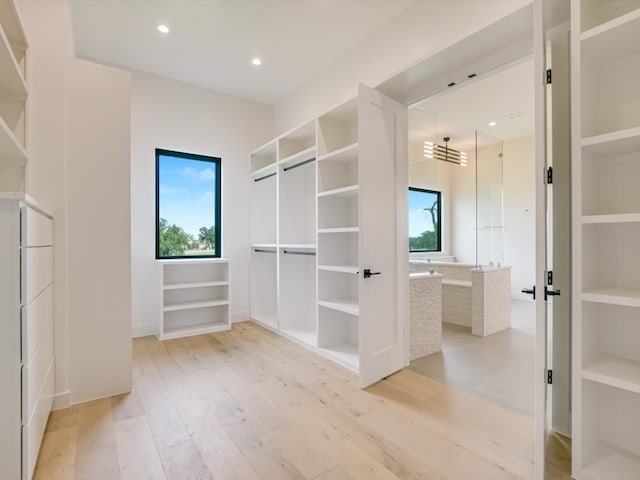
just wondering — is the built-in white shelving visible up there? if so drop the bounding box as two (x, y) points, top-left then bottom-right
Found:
(572, 2), (640, 477)
(0, 0), (28, 192)
(250, 86), (407, 387)
(158, 259), (230, 340)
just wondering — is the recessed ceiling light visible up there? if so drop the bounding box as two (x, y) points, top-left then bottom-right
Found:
(251, 58), (262, 66)
(157, 24), (169, 34)
(489, 122), (497, 127)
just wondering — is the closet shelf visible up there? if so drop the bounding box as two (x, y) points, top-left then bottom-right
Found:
(318, 227), (359, 234)
(0, 24), (27, 97)
(582, 214), (640, 224)
(163, 281), (228, 290)
(581, 8), (640, 64)
(581, 127), (640, 156)
(318, 265), (359, 274)
(163, 299), (229, 312)
(582, 443), (640, 480)
(582, 288), (640, 307)
(161, 322), (229, 340)
(279, 243), (315, 249)
(317, 184), (358, 198)
(251, 243), (277, 249)
(318, 344), (359, 371)
(251, 162), (277, 180)
(281, 328), (316, 347)
(583, 355), (640, 394)
(318, 299), (359, 316)
(279, 145), (315, 169)
(317, 142), (358, 163)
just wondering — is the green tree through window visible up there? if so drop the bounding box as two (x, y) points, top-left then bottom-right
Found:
(409, 188), (441, 252)
(156, 149), (221, 259)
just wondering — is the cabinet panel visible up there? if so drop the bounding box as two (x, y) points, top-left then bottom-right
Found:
(21, 207), (53, 247)
(21, 246), (53, 305)
(21, 283), (53, 364)
(22, 361), (54, 480)
(21, 322), (53, 426)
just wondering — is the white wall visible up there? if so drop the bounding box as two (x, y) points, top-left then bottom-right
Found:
(130, 71), (273, 336)
(18, 0), (70, 407)
(274, 0), (529, 134)
(66, 58), (132, 403)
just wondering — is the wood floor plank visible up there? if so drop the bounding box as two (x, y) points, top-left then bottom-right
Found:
(158, 439), (213, 480)
(74, 443), (120, 480)
(75, 398), (116, 453)
(32, 426), (77, 480)
(114, 416), (166, 480)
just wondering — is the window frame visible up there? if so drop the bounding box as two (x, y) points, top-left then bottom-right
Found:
(408, 187), (442, 253)
(155, 148), (222, 260)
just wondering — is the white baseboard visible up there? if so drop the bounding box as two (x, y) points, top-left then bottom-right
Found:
(52, 390), (70, 411)
(132, 322), (157, 338)
(231, 310), (250, 324)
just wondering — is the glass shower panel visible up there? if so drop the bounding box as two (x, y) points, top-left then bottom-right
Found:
(475, 130), (503, 267)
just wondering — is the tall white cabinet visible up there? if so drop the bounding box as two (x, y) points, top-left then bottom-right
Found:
(0, 194), (54, 480)
(571, 1), (640, 478)
(250, 85), (408, 388)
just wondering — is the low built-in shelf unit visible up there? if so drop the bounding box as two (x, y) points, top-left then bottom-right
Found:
(572, 2), (640, 479)
(158, 258), (230, 340)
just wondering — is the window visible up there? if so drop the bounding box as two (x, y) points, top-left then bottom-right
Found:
(409, 187), (441, 252)
(156, 149), (221, 259)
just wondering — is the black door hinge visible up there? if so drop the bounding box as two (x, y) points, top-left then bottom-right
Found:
(547, 271), (553, 286)
(547, 370), (553, 384)
(546, 69), (552, 84)
(547, 166), (553, 184)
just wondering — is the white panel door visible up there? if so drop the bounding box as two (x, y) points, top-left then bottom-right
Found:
(358, 84), (408, 388)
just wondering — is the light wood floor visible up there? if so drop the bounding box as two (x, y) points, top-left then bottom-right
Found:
(35, 321), (550, 480)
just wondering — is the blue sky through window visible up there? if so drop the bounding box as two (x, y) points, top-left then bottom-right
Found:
(158, 154), (216, 237)
(409, 188), (437, 237)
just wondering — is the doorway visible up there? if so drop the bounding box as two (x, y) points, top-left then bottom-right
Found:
(406, 58), (538, 417)
(377, 2), (572, 477)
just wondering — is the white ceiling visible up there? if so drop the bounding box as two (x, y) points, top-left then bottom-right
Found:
(409, 58), (534, 156)
(69, 0), (415, 105)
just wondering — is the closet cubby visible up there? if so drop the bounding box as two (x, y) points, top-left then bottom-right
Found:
(580, 380), (640, 479)
(251, 140), (277, 173)
(317, 143), (359, 193)
(579, 0), (640, 33)
(582, 302), (640, 393)
(581, 136), (640, 217)
(159, 259), (230, 340)
(250, 247), (278, 329)
(317, 269), (359, 316)
(278, 248), (316, 345)
(317, 231), (359, 268)
(278, 120), (315, 161)
(317, 306), (359, 370)
(580, 11), (640, 138)
(317, 188), (359, 230)
(581, 222), (640, 301)
(573, 2), (640, 478)
(317, 99), (358, 156)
